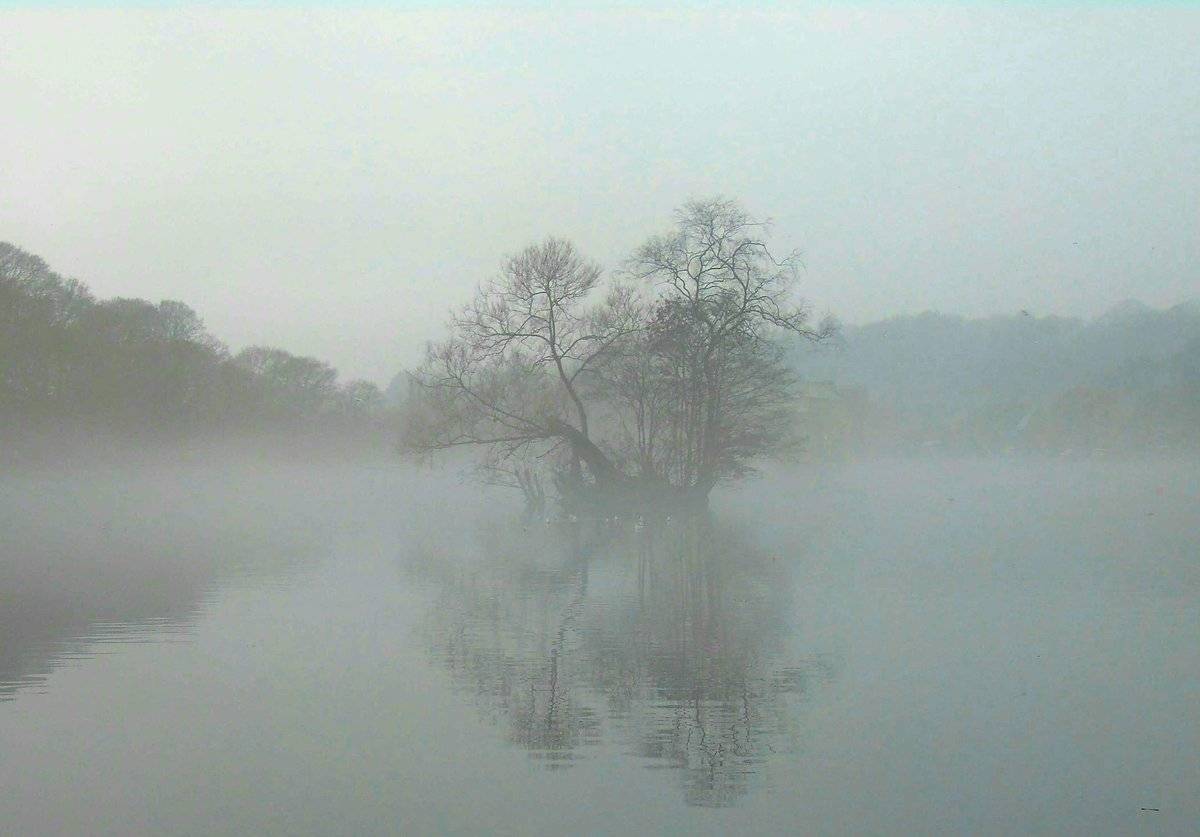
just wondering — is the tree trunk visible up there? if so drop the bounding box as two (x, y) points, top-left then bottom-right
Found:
(549, 419), (624, 485)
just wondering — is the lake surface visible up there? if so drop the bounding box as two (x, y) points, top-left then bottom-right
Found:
(2, 456), (1197, 835)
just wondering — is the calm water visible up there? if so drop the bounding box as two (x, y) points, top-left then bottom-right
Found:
(2, 457), (1197, 835)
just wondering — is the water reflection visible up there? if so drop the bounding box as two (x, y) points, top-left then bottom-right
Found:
(0, 468), (330, 701)
(407, 517), (833, 807)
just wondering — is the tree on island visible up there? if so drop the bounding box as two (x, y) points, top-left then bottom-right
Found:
(400, 198), (835, 511)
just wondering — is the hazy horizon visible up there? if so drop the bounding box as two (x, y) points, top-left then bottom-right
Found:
(4, 7), (1198, 832)
(4, 5), (1198, 382)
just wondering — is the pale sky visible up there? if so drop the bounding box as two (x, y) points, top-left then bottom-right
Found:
(2, 4), (1197, 383)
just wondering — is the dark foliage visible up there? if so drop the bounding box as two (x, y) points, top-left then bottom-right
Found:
(1, 242), (387, 449)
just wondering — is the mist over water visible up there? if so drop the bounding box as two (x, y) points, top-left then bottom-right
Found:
(2, 451), (1196, 835)
(4, 5), (1199, 834)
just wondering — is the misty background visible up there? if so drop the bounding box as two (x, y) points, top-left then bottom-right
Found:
(4, 6), (1200, 835)
(3, 6), (1197, 384)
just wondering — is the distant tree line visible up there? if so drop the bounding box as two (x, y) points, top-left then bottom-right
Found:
(0, 242), (387, 442)
(791, 301), (1200, 456)
(400, 198), (835, 510)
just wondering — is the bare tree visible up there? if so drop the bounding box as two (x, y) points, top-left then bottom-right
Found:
(402, 238), (637, 494)
(624, 198), (836, 500)
(402, 201), (834, 510)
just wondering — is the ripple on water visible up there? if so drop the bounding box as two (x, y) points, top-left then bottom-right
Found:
(409, 518), (836, 807)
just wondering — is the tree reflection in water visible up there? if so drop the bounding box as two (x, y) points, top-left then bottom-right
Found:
(406, 516), (834, 807)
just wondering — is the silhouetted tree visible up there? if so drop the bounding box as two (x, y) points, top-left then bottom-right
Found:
(401, 238), (640, 497)
(401, 199), (834, 508)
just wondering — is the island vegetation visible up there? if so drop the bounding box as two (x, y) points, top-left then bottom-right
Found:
(399, 198), (836, 513)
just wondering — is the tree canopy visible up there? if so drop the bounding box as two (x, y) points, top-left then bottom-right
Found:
(401, 198), (835, 509)
(0, 241), (386, 443)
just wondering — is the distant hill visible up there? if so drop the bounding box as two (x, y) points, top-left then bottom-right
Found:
(796, 300), (1200, 417)
(792, 300), (1200, 454)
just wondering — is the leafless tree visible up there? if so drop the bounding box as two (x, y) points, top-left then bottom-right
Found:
(401, 238), (638, 495)
(402, 201), (835, 509)
(622, 198), (836, 500)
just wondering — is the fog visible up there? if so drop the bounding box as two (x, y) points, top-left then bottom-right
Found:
(3, 6), (1197, 381)
(2, 454), (1197, 834)
(3, 4), (1200, 836)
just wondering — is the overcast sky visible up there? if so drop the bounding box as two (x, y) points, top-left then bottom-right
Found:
(3, 4), (1197, 383)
